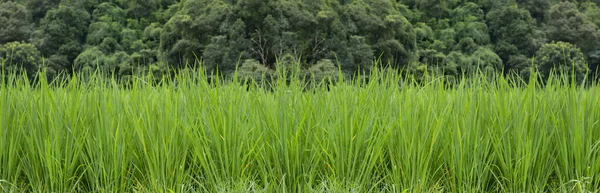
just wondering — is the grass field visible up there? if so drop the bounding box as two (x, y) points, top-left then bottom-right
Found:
(0, 70), (599, 192)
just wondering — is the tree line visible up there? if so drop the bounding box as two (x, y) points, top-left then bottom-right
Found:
(1, 0), (599, 83)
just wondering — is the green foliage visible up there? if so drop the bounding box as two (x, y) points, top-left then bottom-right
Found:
(74, 47), (111, 73)
(238, 58), (274, 82)
(515, 0), (554, 21)
(506, 54), (532, 79)
(159, 0), (418, 76)
(202, 18), (250, 73)
(15, 0), (60, 22)
(342, 36), (374, 73)
(160, 0), (227, 67)
(486, 4), (539, 58)
(468, 46), (503, 75)
(309, 59), (339, 81)
(0, 1), (34, 44)
(535, 41), (589, 81)
(31, 5), (91, 73)
(0, 41), (41, 76)
(3, 0), (600, 81)
(545, 1), (597, 51)
(346, 0), (417, 68)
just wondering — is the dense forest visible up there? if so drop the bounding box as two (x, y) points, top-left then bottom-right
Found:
(1, 0), (600, 82)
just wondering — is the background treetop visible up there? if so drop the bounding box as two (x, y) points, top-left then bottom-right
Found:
(1, 0), (599, 82)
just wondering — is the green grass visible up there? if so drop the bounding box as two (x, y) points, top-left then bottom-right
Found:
(0, 69), (599, 192)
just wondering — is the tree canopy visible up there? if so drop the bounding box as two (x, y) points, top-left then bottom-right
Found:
(1, 0), (599, 82)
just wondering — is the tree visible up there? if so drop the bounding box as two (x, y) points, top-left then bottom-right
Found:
(74, 46), (109, 73)
(430, 27), (456, 53)
(485, 3), (543, 76)
(450, 3), (490, 55)
(451, 2), (484, 23)
(415, 49), (457, 77)
(120, 28), (142, 52)
(468, 46), (503, 75)
(0, 1), (34, 44)
(119, 0), (159, 20)
(109, 51), (133, 76)
(160, 0), (232, 67)
(16, 0), (60, 22)
(142, 23), (163, 49)
(444, 51), (470, 76)
(342, 0), (417, 69)
(31, 5), (91, 73)
(308, 59), (339, 81)
(131, 49), (160, 66)
(545, 1), (597, 52)
(414, 22), (434, 49)
(202, 35), (233, 72)
(91, 2), (127, 23)
(86, 2), (133, 57)
(0, 41), (42, 77)
(506, 54), (532, 80)
(535, 41), (588, 82)
(86, 21), (123, 46)
(581, 1), (600, 28)
(486, 4), (539, 57)
(414, 0), (458, 19)
(342, 36), (374, 74)
(515, 0), (554, 21)
(238, 58), (274, 82)
(580, 2), (600, 78)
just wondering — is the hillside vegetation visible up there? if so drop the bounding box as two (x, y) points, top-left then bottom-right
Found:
(1, 0), (600, 82)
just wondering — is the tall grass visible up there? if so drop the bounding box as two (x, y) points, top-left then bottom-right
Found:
(0, 67), (599, 192)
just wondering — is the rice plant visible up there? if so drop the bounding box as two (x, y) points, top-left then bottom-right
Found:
(0, 67), (599, 192)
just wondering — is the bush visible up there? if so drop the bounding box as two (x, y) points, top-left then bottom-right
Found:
(535, 41), (588, 82)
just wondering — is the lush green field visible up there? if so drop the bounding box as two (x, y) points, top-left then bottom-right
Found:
(0, 71), (599, 192)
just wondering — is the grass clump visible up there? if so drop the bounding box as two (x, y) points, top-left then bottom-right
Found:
(0, 68), (599, 192)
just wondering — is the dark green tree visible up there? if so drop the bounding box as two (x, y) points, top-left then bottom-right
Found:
(450, 3), (489, 54)
(486, 3), (542, 75)
(343, 36), (374, 74)
(506, 54), (532, 80)
(119, 0), (158, 20)
(414, 0), (458, 19)
(545, 1), (597, 52)
(238, 58), (274, 82)
(515, 0), (555, 21)
(342, 0), (417, 68)
(413, 49), (457, 78)
(0, 1), (34, 44)
(580, 2), (600, 77)
(111, 51), (133, 76)
(201, 36), (232, 72)
(160, 0), (232, 67)
(444, 51), (469, 76)
(15, 0), (60, 22)
(535, 41), (588, 82)
(74, 46), (109, 73)
(86, 21), (123, 46)
(451, 2), (484, 23)
(91, 2), (127, 23)
(467, 46), (503, 75)
(31, 5), (90, 73)
(430, 27), (456, 53)
(308, 59), (339, 81)
(413, 22), (434, 49)
(486, 4), (539, 56)
(0, 41), (42, 77)
(142, 22), (163, 49)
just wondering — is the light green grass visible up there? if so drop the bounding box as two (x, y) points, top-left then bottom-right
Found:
(0, 68), (599, 192)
